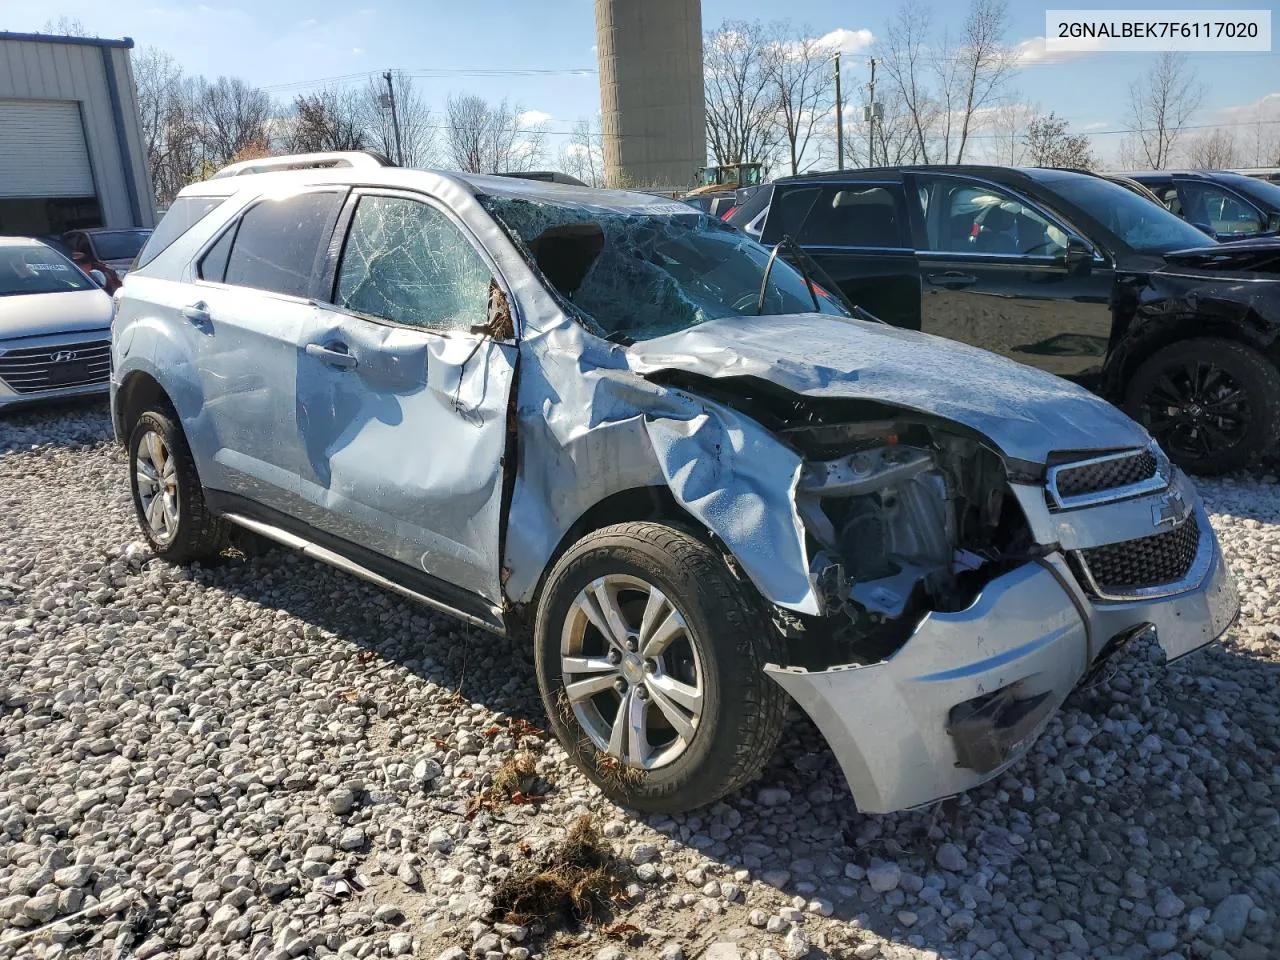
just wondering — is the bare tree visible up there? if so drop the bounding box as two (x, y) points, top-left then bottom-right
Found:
(444, 94), (545, 174)
(40, 16), (92, 36)
(1124, 51), (1204, 169)
(703, 20), (781, 169)
(287, 87), (365, 153)
(193, 76), (273, 167)
(948, 0), (1016, 163)
(559, 118), (605, 187)
(1184, 128), (1238, 168)
(765, 25), (836, 175)
(878, 2), (939, 163)
(134, 47), (186, 205)
(360, 73), (435, 168)
(1024, 111), (1095, 169)
(987, 100), (1037, 165)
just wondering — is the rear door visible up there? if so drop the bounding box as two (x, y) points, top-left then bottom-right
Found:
(912, 173), (1115, 383)
(764, 180), (920, 329)
(186, 187), (347, 511)
(291, 189), (516, 604)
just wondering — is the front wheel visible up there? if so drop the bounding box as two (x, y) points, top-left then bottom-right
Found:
(1124, 338), (1280, 475)
(534, 522), (788, 813)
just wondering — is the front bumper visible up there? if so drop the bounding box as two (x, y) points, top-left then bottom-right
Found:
(766, 505), (1238, 815)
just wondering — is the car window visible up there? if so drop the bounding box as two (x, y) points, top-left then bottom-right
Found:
(334, 195), (493, 332)
(1158, 187), (1181, 215)
(919, 179), (1067, 257)
(777, 184), (906, 247)
(1051, 176), (1212, 254)
(0, 243), (94, 296)
(223, 191), (344, 299)
(91, 230), (150, 262)
(135, 195), (225, 269)
(767, 186), (822, 240)
(198, 226), (236, 283)
(1179, 182), (1262, 235)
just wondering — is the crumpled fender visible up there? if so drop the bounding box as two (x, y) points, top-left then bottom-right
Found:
(502, 320), (817, 615)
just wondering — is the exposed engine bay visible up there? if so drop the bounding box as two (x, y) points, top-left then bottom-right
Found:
(768, 403), (1040, 667)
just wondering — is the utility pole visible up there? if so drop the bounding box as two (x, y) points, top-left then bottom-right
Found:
(382, 70), (404, 167)
(834, 52), (844, 171)
(867, 57), (877, 167)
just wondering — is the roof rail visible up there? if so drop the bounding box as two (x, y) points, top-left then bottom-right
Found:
(211, 151), (391, 180)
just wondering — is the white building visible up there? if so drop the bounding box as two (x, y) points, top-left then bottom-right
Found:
(0, 31), (155, 236)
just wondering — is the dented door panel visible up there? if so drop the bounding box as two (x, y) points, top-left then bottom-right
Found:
(291, 313), (515, 603)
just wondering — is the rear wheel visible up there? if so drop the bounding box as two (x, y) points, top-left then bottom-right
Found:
(127, 408), (231, 562)
(534, 522), (788, 813)
(1124, 338), (1280, 475)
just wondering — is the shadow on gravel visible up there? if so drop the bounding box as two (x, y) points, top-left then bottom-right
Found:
(0, 398), (113, 452)
(193, 544), (549, 730)
(197, 527), (1279, 957)
(662, 637), (1280, 959)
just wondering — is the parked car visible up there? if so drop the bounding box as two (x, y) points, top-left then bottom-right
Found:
(1100, 173), (1165, 206)
(111, 156), (1237, 814)
(0, 237), (114, 409)
(62, 227), (153, 288)
(727, 165), (1280, 474)
(1122, 170), (1280, 240)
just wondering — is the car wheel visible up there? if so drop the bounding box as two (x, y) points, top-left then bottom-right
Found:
(534, 521), (788, 813)
(127, 408), (231, 562)
(1124, 338), (1280, 475)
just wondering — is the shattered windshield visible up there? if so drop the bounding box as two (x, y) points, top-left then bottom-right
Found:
(480, 193), (848, 341)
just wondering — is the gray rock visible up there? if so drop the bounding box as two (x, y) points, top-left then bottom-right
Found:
(757, 787), (792, 807)
(389, 933), (413, 956)
(1211, 894), (1254, 942)
(630, 843), (658, 864)
(782, 927), (811, 959)
(866, 862), (901, 893)
(936, 843), (968, 873)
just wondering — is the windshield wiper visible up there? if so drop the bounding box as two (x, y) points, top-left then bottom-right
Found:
(756, 241), (785, 315)
(779, 235), (883, 324)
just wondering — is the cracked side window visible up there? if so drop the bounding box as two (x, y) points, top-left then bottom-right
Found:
(335, 195), (492, 333)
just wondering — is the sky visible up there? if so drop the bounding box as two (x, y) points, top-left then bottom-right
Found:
(3, 0), (1278, 167)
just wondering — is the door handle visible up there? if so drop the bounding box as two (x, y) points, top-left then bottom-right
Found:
(305, 342), (358, 370)
(181, 302), (211, 325)
(925, 271), (978, 290)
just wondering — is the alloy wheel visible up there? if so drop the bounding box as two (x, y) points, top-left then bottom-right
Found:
(1140, 359), (1250, 461)
(135, 429), (180, 543)
(560, 574), (705, 770)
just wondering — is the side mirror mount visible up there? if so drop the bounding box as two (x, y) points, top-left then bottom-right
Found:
(88, 269), (108, 287)
(1189, 220), (1215, 237)
(1064, 238), (1092, 273)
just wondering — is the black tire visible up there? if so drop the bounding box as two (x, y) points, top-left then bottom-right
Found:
(1123, 337), (1280, 475)
(534, 521), (788, 813)
(126, 407), (231, 562)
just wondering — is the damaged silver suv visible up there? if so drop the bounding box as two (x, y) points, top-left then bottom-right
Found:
(112, 153), (1238, 814)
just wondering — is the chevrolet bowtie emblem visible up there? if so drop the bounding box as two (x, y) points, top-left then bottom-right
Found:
(1152, 492), (1186, 528)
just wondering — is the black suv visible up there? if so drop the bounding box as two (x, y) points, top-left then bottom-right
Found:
(728, 165), (1280, 473)
(1122, 170), (1280, 241)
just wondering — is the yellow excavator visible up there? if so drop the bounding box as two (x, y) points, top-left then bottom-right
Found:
(681, 162), (764, 217)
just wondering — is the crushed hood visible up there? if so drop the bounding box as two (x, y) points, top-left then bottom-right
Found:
(1159, 238), (1280, 274)
(627, 313), (1150, 465)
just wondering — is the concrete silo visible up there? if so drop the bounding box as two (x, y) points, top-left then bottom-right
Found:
(594, 0), (706, 190)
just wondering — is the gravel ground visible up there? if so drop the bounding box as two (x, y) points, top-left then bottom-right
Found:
(1, 401), (1277, 960)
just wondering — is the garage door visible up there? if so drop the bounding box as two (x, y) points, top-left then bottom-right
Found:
(0, 99), (95, 198)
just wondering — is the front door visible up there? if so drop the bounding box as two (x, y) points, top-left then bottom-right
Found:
(913, 174), (1115, 384)
(292, 190), (516, 604)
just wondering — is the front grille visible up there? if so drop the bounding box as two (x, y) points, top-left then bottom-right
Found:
(0, 339), (111, 395)
(1075, 515), (1201, 596)
(1055, 450), (1159, 500)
